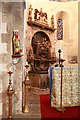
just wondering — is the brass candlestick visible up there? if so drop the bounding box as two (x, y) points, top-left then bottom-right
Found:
(7, 71), (14, 119)
(58, 49), (62, 66)
(56, 59), (66, 113)
(55, 49), (62, 67)
(23, 64), (29, 113)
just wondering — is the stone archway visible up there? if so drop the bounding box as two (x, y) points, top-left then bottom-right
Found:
(27, 31), (56, 88)
(27, 31), (56, 73)
(31, 31), (51, 60)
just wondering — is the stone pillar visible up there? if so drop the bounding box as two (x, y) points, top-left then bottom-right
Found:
(0, 2), (2, 119)
(0, 1), (25, 118)
(1, 2), (13, 118)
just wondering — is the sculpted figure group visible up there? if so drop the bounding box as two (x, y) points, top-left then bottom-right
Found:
(27, 35), (56, 72)
(28, 5), (54, 26)
(34, 8), (47, 23)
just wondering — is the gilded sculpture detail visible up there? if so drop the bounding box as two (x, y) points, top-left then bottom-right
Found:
(12, 30), (22, 55)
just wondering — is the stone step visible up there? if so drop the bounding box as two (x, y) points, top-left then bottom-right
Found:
(13, 88), (49, 119)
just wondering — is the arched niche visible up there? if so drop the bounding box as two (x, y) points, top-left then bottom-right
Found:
(27, 31), (56, 73)
(31, 31), (51, 59)
(55, 11), (71, 65)
(56, 11), (69, 42)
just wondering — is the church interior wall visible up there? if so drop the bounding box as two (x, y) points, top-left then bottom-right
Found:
(52, 1), (78, 65)
(0, 2), (24, 118)
(0, 0), (79, 119)
(0, 2), (2, 119)
(26, 1), (78, 66)
(78, 1), (80, 66)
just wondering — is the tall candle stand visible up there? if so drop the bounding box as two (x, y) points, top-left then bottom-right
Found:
(55, 49), (62, 67)
(23, 64), (29, 113)
(7, 71), (14, 119)
(56, 59), (66, 112)
(58, 49), (62, 66)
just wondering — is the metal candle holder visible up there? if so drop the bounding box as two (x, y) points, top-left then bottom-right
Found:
(7, 71), (14, 119)
(55, 49), (62, 67)
(58, 49), (62, 66)
(56, 59), (66, 112)
(23, 64), (29, 113)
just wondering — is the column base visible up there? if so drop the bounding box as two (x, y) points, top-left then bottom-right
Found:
(23, 105), (29, 113)
(56, 107), (66, 113)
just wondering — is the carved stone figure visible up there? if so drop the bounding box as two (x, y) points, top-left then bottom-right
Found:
(27, 47), (34, 63)
(34, 9), (39, 21)
(43, 12), (47, 23)
(34, 8), (48, 24)
(36, 40), (41, 58)
(28, 5), (33, 21)
(12, 30), (21, 55)
(38, 8), (44, 21)
(32, 36), (41, 58)
(51, 15), (54, 27)
(40, 37), (51, 58)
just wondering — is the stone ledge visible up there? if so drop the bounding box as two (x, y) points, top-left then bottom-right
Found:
(27, 20), (56, 32)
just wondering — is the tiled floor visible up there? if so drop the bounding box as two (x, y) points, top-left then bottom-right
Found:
(13, 87), (49, 119)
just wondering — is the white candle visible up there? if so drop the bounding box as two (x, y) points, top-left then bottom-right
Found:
(26, 61), (28, 65)
(9, 67), (12, 71)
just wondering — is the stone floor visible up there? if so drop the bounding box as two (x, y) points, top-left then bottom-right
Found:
(13, 87), (49, 119)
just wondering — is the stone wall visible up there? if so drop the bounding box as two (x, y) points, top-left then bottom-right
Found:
(78, 2), (80, 67)
(0, 1), (25, 118)
(51, 1), (78, 66)
(0, 4), (2, 119)
(26, 1), (78, 66)
(0, 0), (79, 119)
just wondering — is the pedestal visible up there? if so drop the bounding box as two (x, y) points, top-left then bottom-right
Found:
(56, 107), (66, 113)
(29, 71), (49, 89)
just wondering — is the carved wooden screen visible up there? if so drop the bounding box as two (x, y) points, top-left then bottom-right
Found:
(57, 19), (63, 40)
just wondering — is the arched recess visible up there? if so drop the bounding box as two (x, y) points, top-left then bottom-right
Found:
(56, 11), (69, 43)
(31, 31), (51, 58)
(55, 11), (69, 64)
(27, 31), (56, 73)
